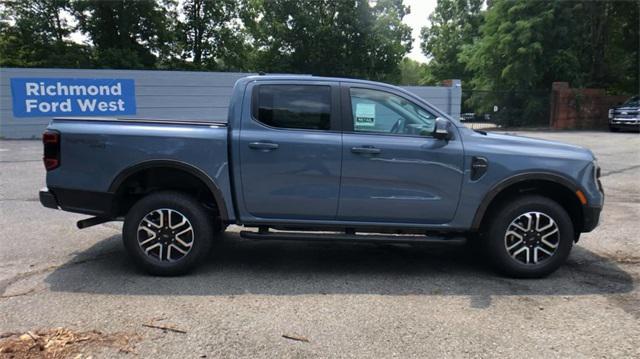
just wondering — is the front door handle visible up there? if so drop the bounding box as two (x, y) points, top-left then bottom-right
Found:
(351, 146), (381, 155)
(249, 142), (279, 151)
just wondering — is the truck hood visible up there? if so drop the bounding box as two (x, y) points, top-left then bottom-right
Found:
(474, 131), (595, 161)
(612, 106), (639, 111)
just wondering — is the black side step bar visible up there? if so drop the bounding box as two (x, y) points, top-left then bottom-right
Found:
(239, 230), (466, 245)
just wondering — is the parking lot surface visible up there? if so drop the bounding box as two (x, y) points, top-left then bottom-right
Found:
(1, 131), (639, 358)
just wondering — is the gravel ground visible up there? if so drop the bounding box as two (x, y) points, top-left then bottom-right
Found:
(1, 131), (639, 358)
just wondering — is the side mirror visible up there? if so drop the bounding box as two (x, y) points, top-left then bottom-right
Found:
(433, 117), (452, 140)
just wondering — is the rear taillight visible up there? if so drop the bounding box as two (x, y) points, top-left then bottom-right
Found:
(42, 130), (60, 171)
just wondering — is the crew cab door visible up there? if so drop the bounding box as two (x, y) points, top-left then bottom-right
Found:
(337, 83), (464, 224)
(237, 81), (342, 220)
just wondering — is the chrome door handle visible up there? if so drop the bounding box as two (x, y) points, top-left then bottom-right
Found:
(351, 146), (381, 155)
(249, 142), (279, 151)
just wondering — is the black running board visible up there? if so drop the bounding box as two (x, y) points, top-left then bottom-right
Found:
(77, 216), (112, 229)
(239, 230), (466, 245)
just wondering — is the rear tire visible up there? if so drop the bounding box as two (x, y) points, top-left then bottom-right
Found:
(123, 191), (213, 276)
(484, 195), (574, 278)
(213, 222), (227, 234)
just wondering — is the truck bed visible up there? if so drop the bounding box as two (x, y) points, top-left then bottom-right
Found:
(44, 117), (234, 220)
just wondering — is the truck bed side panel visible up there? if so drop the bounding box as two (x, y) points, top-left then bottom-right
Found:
(46, 119), (235, 220)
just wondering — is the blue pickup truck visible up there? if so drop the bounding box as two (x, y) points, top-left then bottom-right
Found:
(39, 75), (604, 278)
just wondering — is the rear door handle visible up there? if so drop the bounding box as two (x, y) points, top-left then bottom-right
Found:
(351, 146), (381, 155)
(248, 142), (279, 151)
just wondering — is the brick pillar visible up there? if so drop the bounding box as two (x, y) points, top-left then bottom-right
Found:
(550, 82), (569, 129)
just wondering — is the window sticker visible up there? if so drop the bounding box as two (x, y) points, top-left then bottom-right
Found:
(355, 103), (376, 128)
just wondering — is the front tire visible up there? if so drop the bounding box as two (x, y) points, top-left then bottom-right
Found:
(484, 195), (574, 278)
(123, 191), (213, 276)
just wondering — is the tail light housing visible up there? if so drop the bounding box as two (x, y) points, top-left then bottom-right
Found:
(42, 130), (60, 171)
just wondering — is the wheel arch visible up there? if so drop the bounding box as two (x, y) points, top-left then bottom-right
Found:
(108, 160), (229, 220)
(471, 172), (585, 235)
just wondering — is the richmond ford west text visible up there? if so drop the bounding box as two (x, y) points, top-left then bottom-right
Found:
(10, 78), (136, 117)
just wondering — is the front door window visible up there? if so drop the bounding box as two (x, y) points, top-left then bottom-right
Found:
(349, 88), (436, 136)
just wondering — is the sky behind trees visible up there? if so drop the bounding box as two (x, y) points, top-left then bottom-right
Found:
(400, 0), (436, 63)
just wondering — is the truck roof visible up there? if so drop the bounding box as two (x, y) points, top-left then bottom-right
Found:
(241, 74), (405, 88)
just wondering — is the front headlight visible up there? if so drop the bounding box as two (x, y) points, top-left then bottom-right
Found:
(608, 109), (614, 119)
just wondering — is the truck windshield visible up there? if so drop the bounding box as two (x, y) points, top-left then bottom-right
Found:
(623, 96), (639, 106)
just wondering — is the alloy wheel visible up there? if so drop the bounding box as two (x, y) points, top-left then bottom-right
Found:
(137, 208), (194, 262)
(504, 211), (560, 265)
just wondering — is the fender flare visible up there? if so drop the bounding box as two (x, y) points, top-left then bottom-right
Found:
(108, 159), (229, 221)
(470, 171), (582, 230)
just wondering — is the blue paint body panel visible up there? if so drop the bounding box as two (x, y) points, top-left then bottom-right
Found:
(339, 131), (464, 223)
(44, 75), (604, 234)
(46, 119), (235, 221)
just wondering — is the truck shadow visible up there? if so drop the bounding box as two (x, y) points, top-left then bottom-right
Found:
(45, 232), (635, 306)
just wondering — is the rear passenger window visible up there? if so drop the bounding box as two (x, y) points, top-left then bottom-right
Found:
(254, 85), (331, 130)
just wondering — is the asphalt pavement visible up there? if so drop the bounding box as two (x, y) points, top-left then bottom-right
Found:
(1, 131), (639, 358)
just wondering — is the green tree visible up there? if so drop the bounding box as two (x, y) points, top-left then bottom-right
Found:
(73, 0), (172, 69)
(0, 0), (91, 67)
(245, 0), (412, 81)
(397, 58), (427, 85)
(420, 0), (483, 84)
(461, 0), (639, 126)
(155, 0), (185, 69)
(178, 0), (249, 70)
(572, 0), (639, 93)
